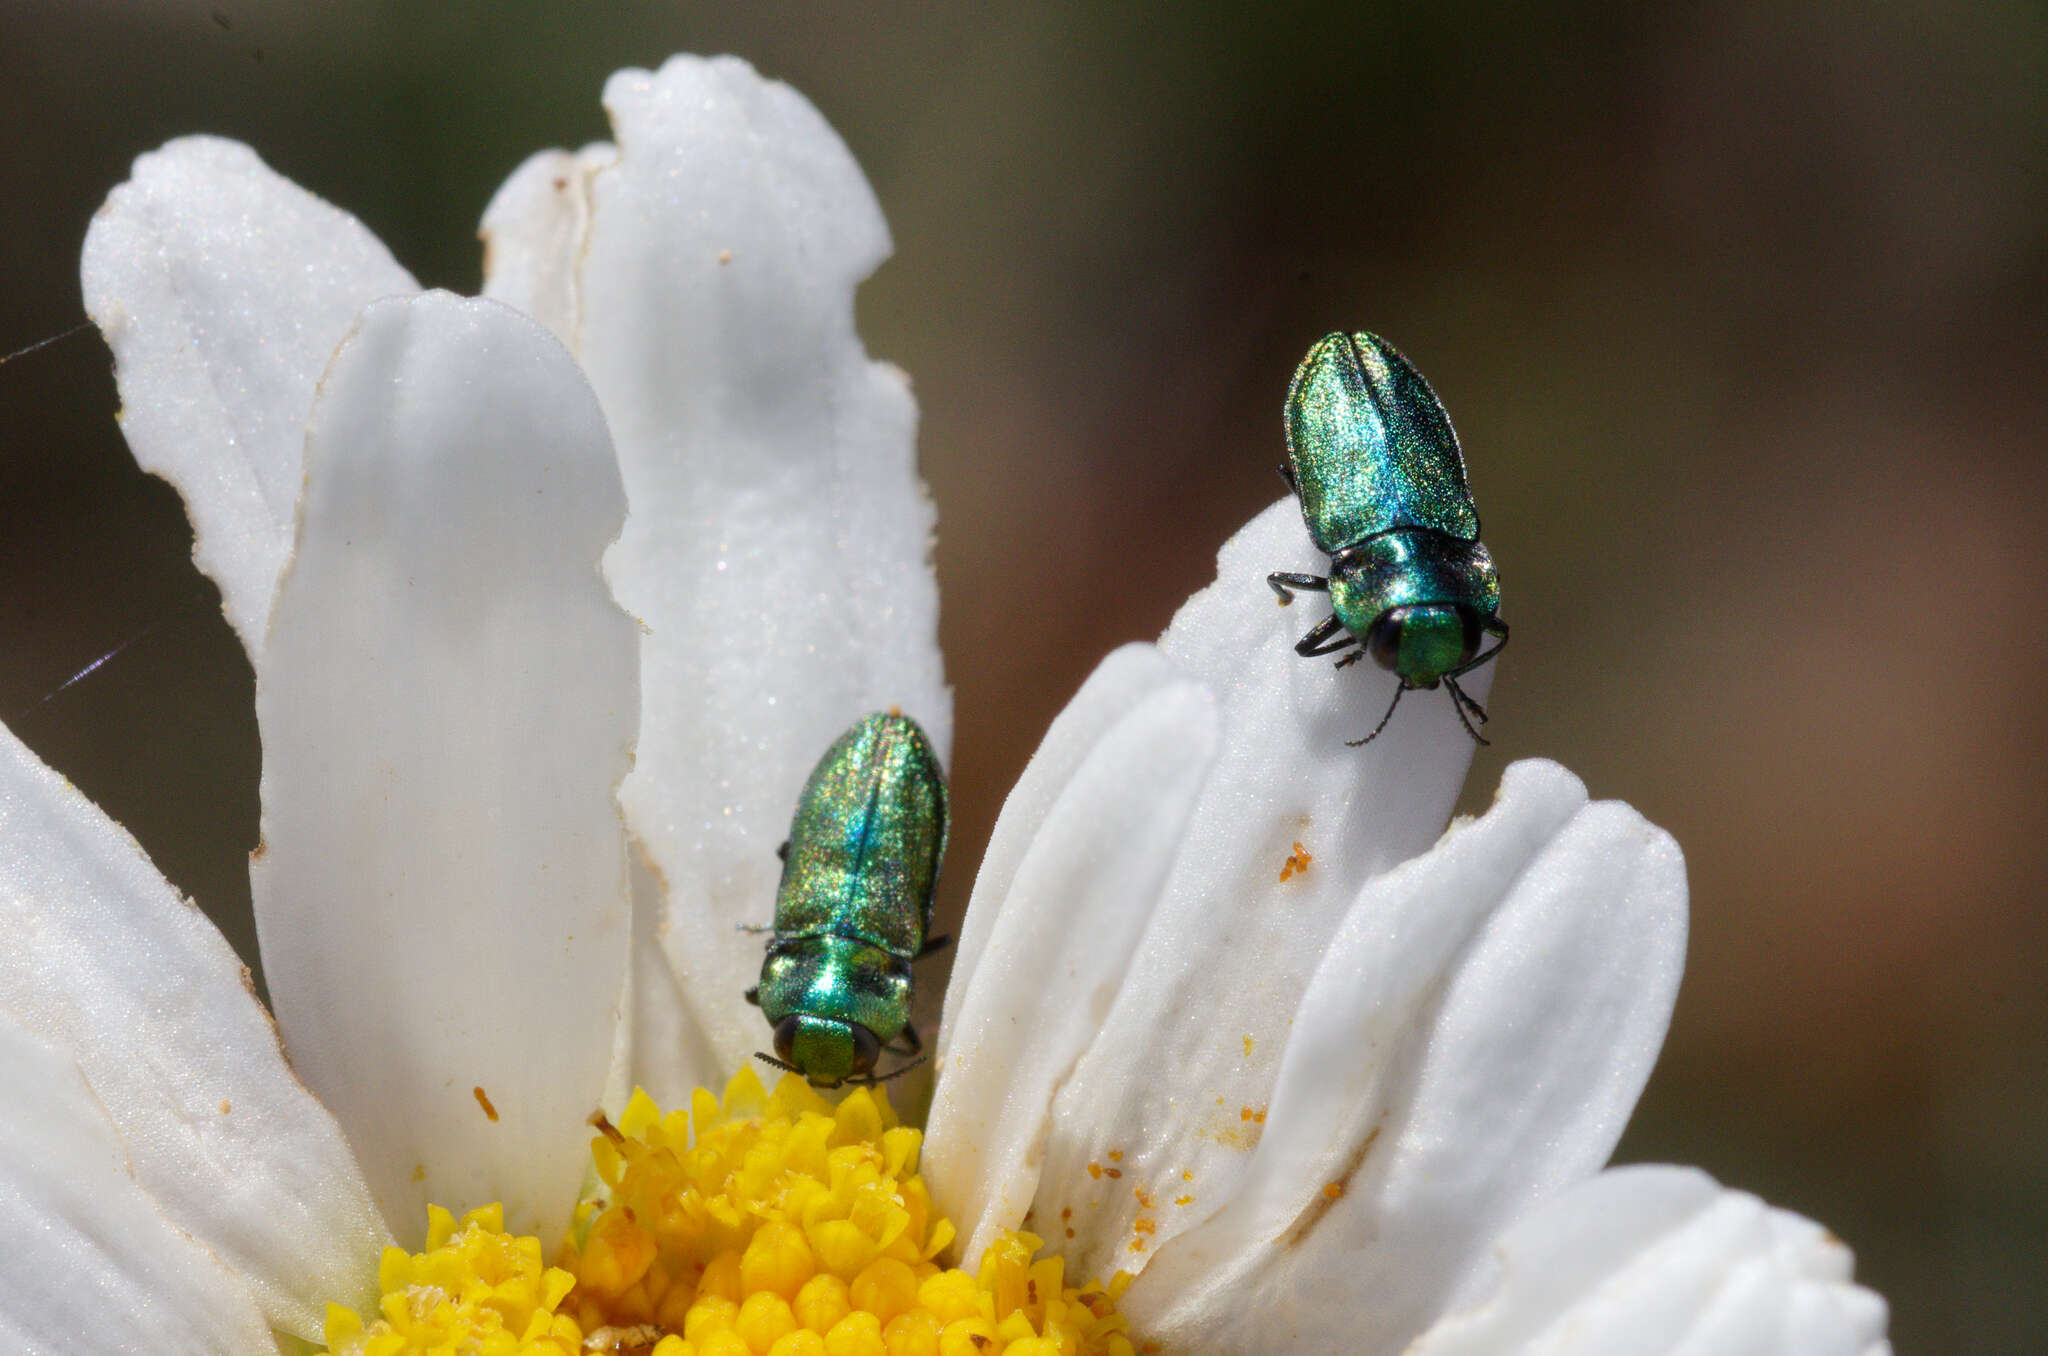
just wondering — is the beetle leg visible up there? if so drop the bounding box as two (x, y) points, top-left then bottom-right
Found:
(775, 839), (789, 862)
(887, 1022), (924, 1057)
(1276, 463), (1299, 492)
(744, 986), (760, 1006)
(1443, 679), (1491, 746)
(1267, 571), (1328, 606)
(916, 933), (952, 959)
(1446, 675), (1490, 725)
(1449, 617), (1510, 678)
(1294, 613), (1359, 658)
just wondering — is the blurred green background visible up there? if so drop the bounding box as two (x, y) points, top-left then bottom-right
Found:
(3, 2), (2043, 1347)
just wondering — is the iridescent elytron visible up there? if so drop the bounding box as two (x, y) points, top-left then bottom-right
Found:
(747, 712), (948, 1087)
(1268, 332), (1509, 744)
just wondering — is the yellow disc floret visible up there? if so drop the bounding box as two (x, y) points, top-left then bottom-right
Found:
(322, 1069), (1136, 1356)
(320, 1202), (581, 1356)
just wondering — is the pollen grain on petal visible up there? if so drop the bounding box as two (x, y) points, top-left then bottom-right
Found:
(1278, 841), (1313, 882)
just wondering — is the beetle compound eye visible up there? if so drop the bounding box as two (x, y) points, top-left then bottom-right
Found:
(1457, 606), (1484, 667)
(1366, 611), (1407, 672)
(848, 1024), (882, 1077)
(772, 1015), (801, 1067)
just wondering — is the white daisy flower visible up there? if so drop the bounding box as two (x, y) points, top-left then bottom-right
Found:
(0, 52), (1887, 1356)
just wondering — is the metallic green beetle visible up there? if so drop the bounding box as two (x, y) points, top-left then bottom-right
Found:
(747, 711), (948, 1087)
(1267, 331), (1509, 745)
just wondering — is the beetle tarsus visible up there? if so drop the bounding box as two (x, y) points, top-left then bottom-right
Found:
(1268, 571), (1328, 607)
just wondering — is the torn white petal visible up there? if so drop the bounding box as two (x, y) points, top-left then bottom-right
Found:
(1406, 1166), (1891, 1356)
(479, 141), (617, 349)
(578, 55), (949, 1082)
(0, 1010), (279, 1355)
(925, 663), (1219, 1265)
(252, 293), (636, 1247)
(81, 135), (417, 652)
(0, 717), (386, 1340)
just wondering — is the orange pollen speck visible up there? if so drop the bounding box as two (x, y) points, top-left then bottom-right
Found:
(1088, 1162), (1104, 1179)
(471, 1086), (498, 1122)
(1279, 841), (1313, 881)
(1173, 1195), (1194, 1207)
(1107, 1150), (1123, 1163)
(1106, 1168), (1123, 1179)
(1323, 1182), (1346, 1200)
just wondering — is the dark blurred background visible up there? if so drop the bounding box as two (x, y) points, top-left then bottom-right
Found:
(3, 2), (2042, 1346)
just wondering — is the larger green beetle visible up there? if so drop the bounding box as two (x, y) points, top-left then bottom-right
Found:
(1267, 331), (1509, 745)
(747, 711), (948, 1087)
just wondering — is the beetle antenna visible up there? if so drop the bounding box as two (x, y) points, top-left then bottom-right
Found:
(1346, 683), (1404, 747)
(753, 1051), (801, 1076)
(1443, 680), (1490, 746)
(869, 1056), (928, 1086)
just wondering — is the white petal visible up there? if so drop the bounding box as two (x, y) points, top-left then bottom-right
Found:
(1123, 762), (1687, 1353)
(939, 644), (1189, 1022)
(478, 142), (617, 348)
(1405, 1166), (1891, 1356)
(924, 654), (1220, 1264)
(574, 55), (950, 1083)
(0, 1010), (278, 1355)
(1021, 499), (1491, 1280)
(0, 718), (386, 1339)
(252, 293), (637, 1246)
(81, 136), (418, 652)
(618, 844), (724, 1114)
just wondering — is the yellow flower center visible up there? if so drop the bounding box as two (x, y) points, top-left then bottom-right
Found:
(320, 1069), (1136, 1356)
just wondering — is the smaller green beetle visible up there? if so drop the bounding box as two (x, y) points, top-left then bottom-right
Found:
(746, 711), (948, 1087)
(1268, 331), (1509, 745)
